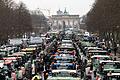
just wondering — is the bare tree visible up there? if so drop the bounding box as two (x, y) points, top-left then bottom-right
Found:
(0, 0), (32, 43)
(86, 0), (120, 44)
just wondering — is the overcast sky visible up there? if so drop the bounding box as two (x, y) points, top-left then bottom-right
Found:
(14, 0), (95, 16)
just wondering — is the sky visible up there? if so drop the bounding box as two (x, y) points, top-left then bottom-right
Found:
(14, 0), (95, 17)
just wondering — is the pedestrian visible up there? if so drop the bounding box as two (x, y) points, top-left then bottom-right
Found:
(114, 47), (118, 56)
(32, 63), (35, 76)
(11, 70), (16, 80)
(21, 66), (25, 76)
(17, 67), (23, 80)
(94, 69), (97, 77)
(113, 42), (118, 56)
(43, 71), (48, 80)
(96, 75), (101, 80)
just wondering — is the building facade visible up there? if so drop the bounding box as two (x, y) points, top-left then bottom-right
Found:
(51, 9), (80, 30)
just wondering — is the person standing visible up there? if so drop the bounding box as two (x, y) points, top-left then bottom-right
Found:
(17, 67), (23, 80)
(21, 66), (25, 76)
(11, 70), (16, 80)
(113, 42), (118, 56)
